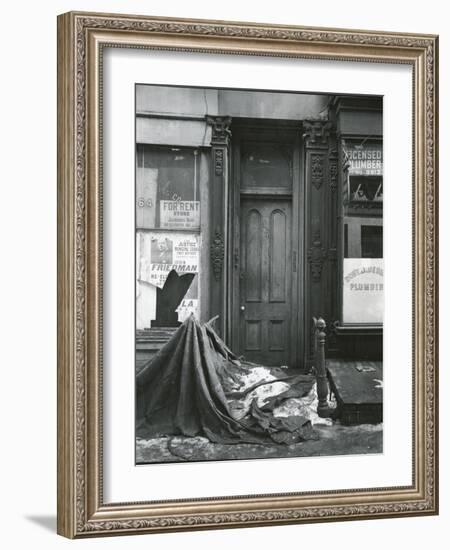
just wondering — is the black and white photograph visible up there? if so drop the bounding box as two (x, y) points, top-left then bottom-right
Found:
(134, 84), (384, 464)
(0, 0), (443, 544)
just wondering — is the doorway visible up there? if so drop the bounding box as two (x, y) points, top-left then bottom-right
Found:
(239, 198), (293, 366)
(230, 125), (303, 368)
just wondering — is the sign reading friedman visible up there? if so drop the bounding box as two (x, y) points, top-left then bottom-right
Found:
(343, 258), (384, 324)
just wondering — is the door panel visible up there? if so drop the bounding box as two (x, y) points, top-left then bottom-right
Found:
(239, 199), (292, 366)
(245, 209), (262, 302)
(269, 209), (287, 302)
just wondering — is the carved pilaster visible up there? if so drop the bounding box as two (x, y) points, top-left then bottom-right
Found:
(210, 230), (225, 281)
(206, 116), (232, 177)
(206, 116), (232, 334)
(307, 228), (327, 282)
(304, 123), (333, 364)
(213, 149), (224, 176)
(329, 149), (338, 192)
(311, 153), (325, 189)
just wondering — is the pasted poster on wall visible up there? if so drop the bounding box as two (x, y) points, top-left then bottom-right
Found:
(343, 258), (384, 324)
(175, 274), (199, 323)
(138, 231), (200, 288)
(136, 232), (200, 328)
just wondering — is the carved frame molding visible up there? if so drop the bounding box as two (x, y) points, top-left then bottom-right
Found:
(57, 11), (438, 538)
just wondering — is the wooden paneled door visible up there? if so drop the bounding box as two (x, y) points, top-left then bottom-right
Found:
(238, 198), (293, 366)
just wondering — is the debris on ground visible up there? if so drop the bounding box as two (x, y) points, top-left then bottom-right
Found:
(136, 316), (317, 447)
(135, 315), (382, 463)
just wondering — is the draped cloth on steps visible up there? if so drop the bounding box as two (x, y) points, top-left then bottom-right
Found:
(136, 315), (316, 445)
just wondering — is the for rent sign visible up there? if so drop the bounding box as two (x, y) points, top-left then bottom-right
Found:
(160, 200), (200, 230)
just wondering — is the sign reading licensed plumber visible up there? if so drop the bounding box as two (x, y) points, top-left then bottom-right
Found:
(346, 143), (383, 176)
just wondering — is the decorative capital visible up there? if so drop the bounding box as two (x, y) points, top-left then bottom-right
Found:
(206, 116), (232, 146)
(303, 120), (332, 148)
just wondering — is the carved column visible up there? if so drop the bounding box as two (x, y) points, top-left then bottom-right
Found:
(206, 116), (232, 337)
(303, 120), (333, 366)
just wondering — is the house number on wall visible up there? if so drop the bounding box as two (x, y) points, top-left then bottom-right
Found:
(137, 198), (154, 208)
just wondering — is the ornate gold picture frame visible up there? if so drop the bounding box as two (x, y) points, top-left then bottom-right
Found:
(57, 11), (438, 538)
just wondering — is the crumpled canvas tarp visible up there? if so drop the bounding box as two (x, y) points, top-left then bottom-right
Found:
(136, 315), (316, 445)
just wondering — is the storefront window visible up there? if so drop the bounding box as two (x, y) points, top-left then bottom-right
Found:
(136, 145), (200, 230)
(136, 145), (205, 329)
(361, 225), (383, 258)
(341, 139), (383, 324)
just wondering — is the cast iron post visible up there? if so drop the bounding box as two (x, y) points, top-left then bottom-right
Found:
(313, 316), (330, 417)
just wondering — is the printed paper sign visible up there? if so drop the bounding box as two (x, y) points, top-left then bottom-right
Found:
(160, 200), (200, 230)
(343, 258), (384, 324)
(138, 232), (200, 289)
(346, 143), (383, 176)
(176, 298), (199, 323)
